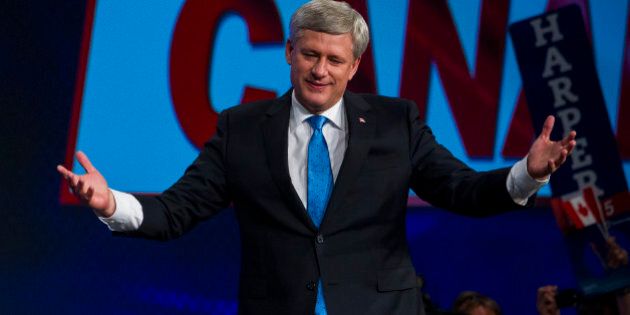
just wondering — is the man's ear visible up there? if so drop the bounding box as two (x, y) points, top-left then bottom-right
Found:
(285, 40), (293, 65)
(348, 56), (362, 80)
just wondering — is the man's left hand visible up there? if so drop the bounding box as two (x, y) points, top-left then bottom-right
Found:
(527, 115), (577, 180)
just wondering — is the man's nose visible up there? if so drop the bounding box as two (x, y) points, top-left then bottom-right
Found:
(311, 58), (327, 78)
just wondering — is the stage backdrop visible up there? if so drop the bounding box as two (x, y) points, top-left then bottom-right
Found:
(2, 0), (628, 314)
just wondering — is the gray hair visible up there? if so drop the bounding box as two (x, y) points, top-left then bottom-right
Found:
(289, 0), (370, 59)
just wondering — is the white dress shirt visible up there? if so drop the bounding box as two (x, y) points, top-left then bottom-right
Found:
(288, 91), (347, 208)
(100, 94), (547, 231)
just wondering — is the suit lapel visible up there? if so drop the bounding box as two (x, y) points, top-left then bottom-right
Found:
(321, 92), (375, 230)
(262, 91), (318, 232)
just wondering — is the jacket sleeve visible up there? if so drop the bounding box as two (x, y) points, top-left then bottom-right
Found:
(406, 101), (531, 216)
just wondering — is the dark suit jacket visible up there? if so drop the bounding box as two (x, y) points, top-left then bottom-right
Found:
(131, 90), (528, 315)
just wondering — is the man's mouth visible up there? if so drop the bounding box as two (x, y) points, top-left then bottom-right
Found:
(306, 80), (329, 91)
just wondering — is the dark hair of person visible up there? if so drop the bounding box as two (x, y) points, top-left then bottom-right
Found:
(452, 291), (502, 315)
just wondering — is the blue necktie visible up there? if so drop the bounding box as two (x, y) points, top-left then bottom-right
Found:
(307, 115), (333, 315)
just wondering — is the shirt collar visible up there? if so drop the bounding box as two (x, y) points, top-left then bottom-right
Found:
(289, 90), (346, 132)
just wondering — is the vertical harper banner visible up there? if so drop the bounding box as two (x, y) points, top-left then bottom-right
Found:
(510, 5), (630, 295)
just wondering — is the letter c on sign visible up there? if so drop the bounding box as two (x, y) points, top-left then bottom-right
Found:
(170, 0), (283, 149)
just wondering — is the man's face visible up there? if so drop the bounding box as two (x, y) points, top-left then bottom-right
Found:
(285, 29), (361, 114)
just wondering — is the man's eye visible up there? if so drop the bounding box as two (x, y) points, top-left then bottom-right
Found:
(329, 59), (342, 65)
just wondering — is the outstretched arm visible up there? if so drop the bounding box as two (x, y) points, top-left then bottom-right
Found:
(56, 151), (116, 217)
(526, 115), (577, 179)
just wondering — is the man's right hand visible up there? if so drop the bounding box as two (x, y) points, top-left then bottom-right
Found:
(57, 151), (116, 217)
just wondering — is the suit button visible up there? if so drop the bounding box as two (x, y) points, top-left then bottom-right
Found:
(306, 281), (316, 291)
(316, 234), (324, 244)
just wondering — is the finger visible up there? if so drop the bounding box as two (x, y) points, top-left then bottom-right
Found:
(540, 115), (555, 139)
(77, 179), (87, 197)
(554, 149), (568, 166)
(561, 130), (577, 145)
(76, 151), (96, 173)
(86, 186), (95, 201)
(64, 175), (77, 194)
(69, 173), (80, 189)
(80, 179), (91, 196)
(57, 165), (75, 179)
(68, 175), (81, 196)
(564, 140), (576, 155)
(548, 159), (556, 174)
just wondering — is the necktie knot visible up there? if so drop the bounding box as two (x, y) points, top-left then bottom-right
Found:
(307, 115), (328, 132)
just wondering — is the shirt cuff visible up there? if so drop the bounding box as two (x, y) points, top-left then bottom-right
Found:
(97, 189), (143, 231)
(507, 157), (549, 206)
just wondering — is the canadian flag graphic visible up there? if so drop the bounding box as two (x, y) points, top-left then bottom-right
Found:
(559, 187), (604, 229)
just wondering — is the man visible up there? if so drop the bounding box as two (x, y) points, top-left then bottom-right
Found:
(57, 1), (576, 314)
